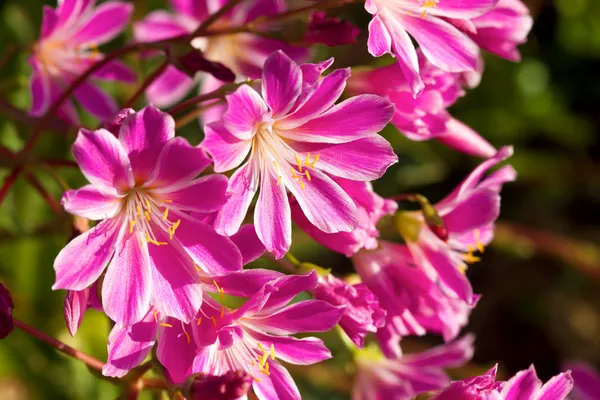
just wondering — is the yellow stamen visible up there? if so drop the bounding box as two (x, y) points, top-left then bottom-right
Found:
(129, 220), (136, 233)
(136, 205), (142, 217)
(259, 352), (268, 368)
(251, 359), (255, 366)
(253, 377), (261, 383)
(294, 154), (303, 172)
(276, 176), (282, 186)
(299, 180), (305, 190)
(162, 199), (173, 203)
(159, 323), (173, 328)
(257, 342), (265, 353)
(273, 160), (279, 172)
(210, 316), (217, 326)
(474, 229), (485, 253)
(154, 309), (158, 323)
(220, 304), (225, 319)
(306, 153), (320, 168)
(195, 265), (201, 272)
(163, 208), (169, 221)
(145, 199), (151, 210)
(183, 330), (191, 344)
(270, 344), (276, 360)
(197, 317), (202, 326)
(304, 170), (311, 181)
(144, 211), (151, 221)
(462, 246), (481, 263)
(146, 233), (167, 246)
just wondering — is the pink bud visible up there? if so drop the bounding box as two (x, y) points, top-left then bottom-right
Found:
(186, 371), (253, 400)
(304, 12), (360, 47)
(0, 283), (14, 339)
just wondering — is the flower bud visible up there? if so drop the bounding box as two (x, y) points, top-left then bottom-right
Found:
(177, 50), (235, 83)
(185, 371), (252, 400)
(0, 283), (14, 339)
(304, 12), (360, 47)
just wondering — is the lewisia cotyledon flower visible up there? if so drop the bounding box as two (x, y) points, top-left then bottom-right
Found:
(202, 51), (397, 258)
(154, 271), (344, 400)
(432, 364), (573, 400)
(400, 146), (516, 305)
(352, 242), (477, 358)
(366, 0), (498, 95)
(353, 335), (475, 400)
(53, 106), (243, 327)
(563, 361), (600, 400)
(347, 51), (496, 158)
(133, 0), (308, 111)
(30, 0), (135, 123)
(292, 178), (398, 257)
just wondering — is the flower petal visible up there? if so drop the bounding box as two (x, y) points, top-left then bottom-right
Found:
(250, 300), (344, 335)
(501, 366), (543, 400)
(30, 64), (50, 116)
(202, 121), (252, 173)
(230, 224), (266, 265)
(64, 289), (90, 336)
(157, 318), (197, 383)
(73, 82), (118, 121)
(255, 167), (292, 259)
(223, 85), (268, 140)
(146, 66), (195, 108)
(210, 269), (283, 298)
(253, 361), (301, 400)
(102, 234), (152, 326)
(103, 310), (158, 378)
(280, 95), (394, 144)
(72, 128), (134, 194)
(41, 6), (58, 38)
(175, 216), (243, 275)
(443, 188), (500, 235)
(159, 174), (229, 213)
(261, 50), (302, 118)
(118, 106), (176, 181)
(93, 60), (136, 83)
(368, 15), (392, 57)
(429, 0), (498, 19)
(214, 161), (259, 236)
(246, 329), (332, 365)
(133, 11), (192, 43)
(535, 372), (573, 400)
(62, 184), (122, 220)
(72, 2), (133, 45)
(285, 167), (357, 234)
(53, 219), (120, 291)
(437, 118), (496, 158)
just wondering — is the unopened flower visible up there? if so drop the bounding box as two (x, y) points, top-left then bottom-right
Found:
(563, 361), (600, 400)
(186, 371), (253, 400)
(203, 51), (397, 257)
(133, 0), (308, 113)
(304, 12), (360, 47)
(347, 51), (496, 158)
(399, 146), (516, 304)
(353, 242), (476, 358)
(315, 274), (385, 347)
(292, 178), (397, 256)
(0, 283), (14, 339)
(353, 335), (475, 400)
(53, 106), (242, 327)
(432, 364), (573, 400)
(154, 271), (344, 399)
(365, 0), (497, 95)
(30, 0), (135, 123)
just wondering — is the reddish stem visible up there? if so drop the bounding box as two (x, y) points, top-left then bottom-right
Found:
(14, 319), (105, 372)
(22, 172), (63, 216)
(0, 167), (21, 204)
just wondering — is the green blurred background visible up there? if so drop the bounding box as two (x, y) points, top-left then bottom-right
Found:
(1, 0), (600, 398)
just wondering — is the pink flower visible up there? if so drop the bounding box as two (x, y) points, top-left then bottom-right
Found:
(30, 0), (135, 123)
(133, 0), (308, 112)
(366, 0), (499, 95)
(145, 271), (344, 400)
(402, 146), (516, 304)
(292, 178), (397, 256)
(353, 335), (475, 400)
(432, 364), (573, 400)
(463, 0), (533, 62)
(315, 274), (386, 348)
(347, 51), (496, 158)
(185, 371), (253, 400)
(563, 362), (600, 400)
(353, 242), (476, 358)
(202, 51), (397, 258)
(304, 12), (361, 47)
(53, 106), (243, 327)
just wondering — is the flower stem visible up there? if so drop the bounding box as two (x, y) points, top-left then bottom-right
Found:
(167, 81), (252, 116)
(123, 51), (171, 109)
(13, 318), (105, 372)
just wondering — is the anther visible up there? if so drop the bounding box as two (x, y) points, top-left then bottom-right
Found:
(210, 316), (217, 326)
(196, 317), (202, 326)
(294, 154), (303, 172)
(474, 229), (485, 253)
(304, 170), (311, 181)
(183, 330), (191, 344)
(145, 199), (151, 210)
(144, 211), (151, 221)
(154, 309), (158, 323)
(270, 344), (275, 360)
(163, 208), (169, 221)
(129, 220), (136, 233)
(276, 176), (282, 186)
(159, 323), (173, 328)
(257, 342), (265, 353)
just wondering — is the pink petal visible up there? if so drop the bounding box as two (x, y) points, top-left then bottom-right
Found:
(102, 234), (152, 326)
(401, 14), (480, 73)
(223, 85), (268, 140)
(159, 174), (229, 213)
(175, 216), (243, 275)
(261, 50), (302, 118)
(437, 118), (496, 158)
(72, 128), (134, 194)
(253, 361), (301, 400)
(443, 188), (500, 235)
(56, 0), (94, 29)
(93, 60), (136, 83)
(29, 65), (50, 116)
(202, 121), (252, 173)
(118, 106), (175, 181)
(157, 318), (197, 383)
(133, 11), (192, 43)
(251, 300), (344, 334)
(501, 366), (543, 400)
(260, 271), (319, 315)
(73, 82), (118, 121)
(403, 334), (475, 367)
(285, 167), (357, 234)
(146, 66), (195, 108)
(53, 219), (120, 291)
(103, 310), (158, 378)
(61, 184), (122, 220)
(64, 289), (90, 336)
(255, 168), (292, 259)
(280, 95), (395, 144)
(214, 161), (259, 236)
(230, 224), (266, 264)
(147, 137), (211, 188)
(535, 372), (573, 400)
(429, 0), (499, 19)
(289, 135), (397, 181)
(72, 2), (133, 45)
(564, 362), (598, 400)
(210, 269), (283, 298)
(368, 15), (392, 57)
(148, 232), (203, 323)
(41, 6), (58, 38)
(246, 329), (332, 365)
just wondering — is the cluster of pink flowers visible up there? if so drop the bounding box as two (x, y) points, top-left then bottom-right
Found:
(16, 0), (575, 398)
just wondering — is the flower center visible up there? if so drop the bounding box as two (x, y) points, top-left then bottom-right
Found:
(122, 189), (181, 246)
(420, 0), (439, 17)
(34, 38), (99, 77)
